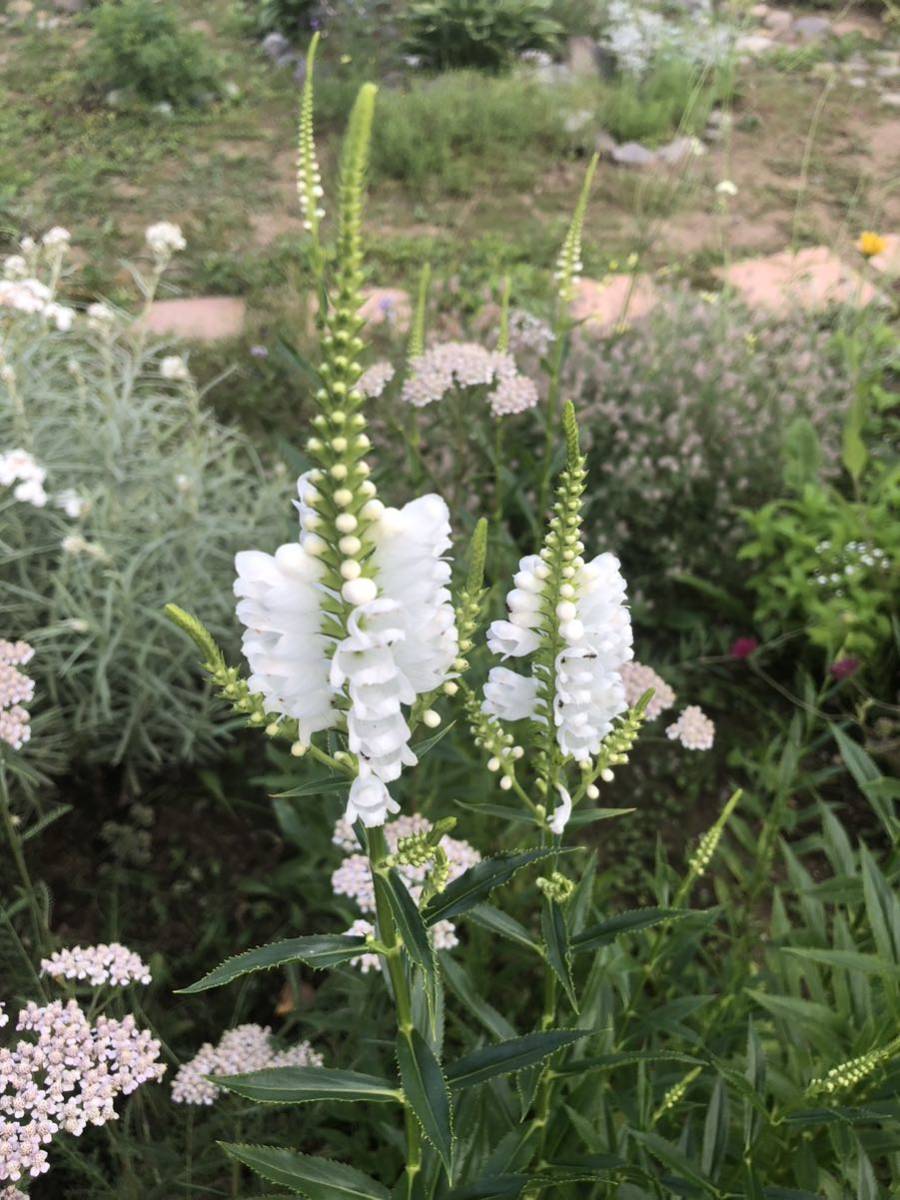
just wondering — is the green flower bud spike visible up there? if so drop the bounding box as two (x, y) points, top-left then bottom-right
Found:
(675, 789), (743, 905)
(407, 261), (431, 362)
(808, 1036), (900, 1101)
(554, 152), (598, 306)
(297, 33), (324, 248)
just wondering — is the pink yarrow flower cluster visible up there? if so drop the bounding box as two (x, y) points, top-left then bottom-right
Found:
(666, 705), (715, 751)
(0, 998), (164, 1184)
(41, 944), (152, 989)
(332, 813), (480, 969)
(620, 660), (676, 720)
(171, 1024), (322, 1106)
(402, 342), (538, 417)
(0, 640), (34, 751)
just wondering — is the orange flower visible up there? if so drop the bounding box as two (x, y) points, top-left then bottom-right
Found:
(857, 231), (888, 258)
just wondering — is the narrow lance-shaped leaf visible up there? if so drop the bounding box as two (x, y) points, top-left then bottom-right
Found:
(220, 1144), (390, 1199)
(541, 898), (577, 1010)
(213, 1066), (401, 1106)
(396, 1029), (454, 1178)
(423, 848), (564, 927)
(445, 1030), (591, 1091)
(177, 935), (365, 994)
(571, 907), (694, 953)
(379, 869), (438, 1013)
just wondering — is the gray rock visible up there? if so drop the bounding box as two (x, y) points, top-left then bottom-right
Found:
(881, 91), (900, 107)
(763, 8), (792, 34)
(611, 141), (657, 167)
(792, 15), (831, 41)
(735, 32), (777, 55)
(262, 32), (293, 62)
(656, 135), (706, 164)
(53, 0), (85, 11)
(848, 76), (868, 88)
(594, 130), (618, 157)
(876, 64), (900, 80)
(567, 36), (600, 77)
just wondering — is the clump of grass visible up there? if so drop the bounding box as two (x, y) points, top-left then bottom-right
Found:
(368, 71), (569, 193)
(598, 58), (734, 146)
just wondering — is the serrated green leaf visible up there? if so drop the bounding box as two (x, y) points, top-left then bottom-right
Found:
(423, 849), (562, 926)
(630, 1131), (718, 1196)
(445, 1030), (590, 1091)
(571, 908), (694, 953)
(213, 1066), (401, 1105)
(220, 1144), (389, 1199)
(782, 947), (900, 977)
(396, 1029), (454, 1177)
(178, 935), (365, 994)
(553, 1051), (705, 1077)
(380, 870), (437, 1000)
(541, 898), (577, 1009)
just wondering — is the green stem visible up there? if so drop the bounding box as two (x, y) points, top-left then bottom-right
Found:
(369, 825), (424, 1199)
(537, 327), (568, 516)
(0, 758), (49, 958)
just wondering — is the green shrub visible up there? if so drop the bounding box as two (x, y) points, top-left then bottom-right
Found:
(370, 70), (568, 192)
(598, 57), (733, 145)
(569, 291), (855, 624)
(0, 229), (289, 784)
(83, 0), (221, 106)
(247, 0), (318, 36)
(403, 0), (562, 71)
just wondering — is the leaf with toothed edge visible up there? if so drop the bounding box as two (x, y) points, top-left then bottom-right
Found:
(541, 898), (578, 1010)
(212, 1066), (401, 1105)
(445, 1030), (591, 1090)
(177, 936), (365, 994)
(571, 907), (696, 953)
(396, 1029), (454, 1178)
(422, 849), (568, 927)
(220, 1144), (390, 1198)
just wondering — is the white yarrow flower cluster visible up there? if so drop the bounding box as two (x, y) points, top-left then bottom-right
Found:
(0, 998), (164, 1184)
(0, 450), (48, 509)
(332, 813), (480, 969)
(171, 1024), (322, 1106)
(666, 705), (715, 751)
(160, 355), (190, 382)
(402, 342), (538, 418)
(144, 222), (186, 261)
(41, 944), (152, 988)
(0, 640), (34, 751)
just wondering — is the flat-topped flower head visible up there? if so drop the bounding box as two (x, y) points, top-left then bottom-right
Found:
(41, 943), (152, 988)
(666, 705), (715, 751)
(0, 638), (34, 751)
(171, 1024), (322, 1106)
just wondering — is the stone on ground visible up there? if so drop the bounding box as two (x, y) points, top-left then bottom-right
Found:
(144, 297), (247, 341)
(611, 141), (657, 167)
(570, 275), (659, 331)
(720, 247), (881, 315)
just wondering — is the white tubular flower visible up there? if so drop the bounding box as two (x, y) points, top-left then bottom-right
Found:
(486, 554), (547, 659)
(331, 601), (416, 786)
(549, 784), (572, 835)
(42, 227), (71, 248)
(482, 404), (633, 772)
(235, 485), (458, 826)
(370, 495), (457, 694)
(483, 666), (539, 722)
(234, 544), (337, 744)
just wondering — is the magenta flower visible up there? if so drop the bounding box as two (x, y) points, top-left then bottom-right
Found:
(730, 637), (759, 660)
(830, 658), (860, 681)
